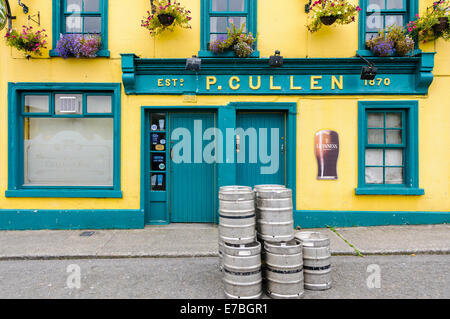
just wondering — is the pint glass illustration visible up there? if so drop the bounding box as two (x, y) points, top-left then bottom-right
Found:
(315, 130), (339, 180)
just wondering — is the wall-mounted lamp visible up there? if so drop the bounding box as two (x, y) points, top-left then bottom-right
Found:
(269, 50), (283, 67)
(356, 54), (377, 80)
(186, 55), (201, 72)
(18, 0), (28, 14)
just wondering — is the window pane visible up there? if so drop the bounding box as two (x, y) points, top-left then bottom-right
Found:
(368, 129), (384, 144)
(366, 149), (383, 166)
(84, 0), (100, 12)
(23, 118), (114, 186)
(66, 16), (82, 33)
(87, 95), (112, 113)
(385, 149), (403, 166)
(211, 0), (227, 11)
(55, 94), (82, 114)
(385, 167), (403, 184)
(367, 113), (384, 128)
(24, 95), (49, 113)
(366, 167), (383, 184)
(66, 0), (82, 12)
(385, 15), (403, 28)
(386, 129), (402, 144)
(386, 113), (402, 128)
(387, 0), (404, 10)
(84, 16), (101, 33)
(151, 173), (166, 191)
(368, 0), (385, 10)
(210, 17), (228, 33)
(366, 15), (383, 32)
(151, 113), (166, 131)
(229, 0), (245, 11)
(366, 32), (378, 41)
(229, 16), (247, 31)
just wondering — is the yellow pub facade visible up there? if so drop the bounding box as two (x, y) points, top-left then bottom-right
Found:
(0, 0), (449, 229)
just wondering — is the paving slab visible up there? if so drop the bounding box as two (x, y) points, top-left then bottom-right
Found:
(333, 224), (450, 255)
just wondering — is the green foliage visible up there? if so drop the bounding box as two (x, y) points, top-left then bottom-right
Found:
(407, 0), (449, 43)
(4, 25), (47, 58)
(141, 0), (192, 37)
(307, 0), (361, 33)
(209, 21), (256, 58)
(366, 26), (415, 57)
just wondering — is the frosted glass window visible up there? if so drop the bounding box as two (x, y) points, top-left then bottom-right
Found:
(229, 0), (245, 11)
(23, 118), (114, 186)
(66, 0), (82, 12)
(24, 95), (49, 113)
(210, 17), (228, 33)
(84, 16), (101, 33)
(385, 167), (403, 184)
(66, 16), (82, 33)
(385, 149), (403, 166)
(84, 0), (99, 12)
(386, 130), (402, 144)
(366, 149), (383, 166)
(387, 0), (404, 10)
(87, 95), (112, 113)
(386, 113), (402, 128)
(366, 167), (383, 184)
(366, 15), (383, 32)
(55, 94), (83, 114)
(368, 0), (385, 10)
(368, 129), (384, 144)
(368, 113), (384, 128)
(212, 0), (227, 11)
(385, 15), (403, 28)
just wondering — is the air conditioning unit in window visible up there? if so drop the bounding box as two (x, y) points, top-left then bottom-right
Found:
(59, 96), (80, 113)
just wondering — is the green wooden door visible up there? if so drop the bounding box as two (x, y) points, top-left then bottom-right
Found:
(169, 112), (217, 223)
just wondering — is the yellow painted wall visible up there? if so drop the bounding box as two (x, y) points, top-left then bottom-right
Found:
(0, 0), (449, 213)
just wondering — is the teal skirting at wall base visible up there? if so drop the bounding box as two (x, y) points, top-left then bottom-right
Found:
(294, 210), (450, 228)
(0, 210), (144, 230)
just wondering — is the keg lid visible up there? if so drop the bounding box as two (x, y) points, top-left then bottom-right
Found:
(219, 186), (254, 201)
(264, 239), (302, 254)
(255, 187), (292, 199)
(295, 231), (330, 247)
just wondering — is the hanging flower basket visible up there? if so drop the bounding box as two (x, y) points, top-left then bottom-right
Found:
(320, 15), (338, 26)
(157, 13), (175, 26)
(433, 16), (449, 34)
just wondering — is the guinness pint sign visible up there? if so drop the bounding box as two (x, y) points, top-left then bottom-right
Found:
(315, 130), (339, 180)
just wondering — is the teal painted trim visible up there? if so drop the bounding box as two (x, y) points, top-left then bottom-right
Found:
(5, 190), (123, 198)
(357, 100), (422, 195)
(294, 210), (450, 228)
(0, 209), (144, 230)
(141, 103), (297, 225)
(355, 187), (424, 195)
(120, 54), (435, 95)
(7, 82), (122, 198)
(51, 0), (109, 57)
(358, 0), (419, 53)
(200, 0), (257, 55)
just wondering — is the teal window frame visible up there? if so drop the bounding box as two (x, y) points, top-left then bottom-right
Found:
(356, 101), (423, 195)
(199, 0), (259, 58)
(358, 0), (419, 56)
(50, 0), (110, 57)
(7, 83), (122, 198)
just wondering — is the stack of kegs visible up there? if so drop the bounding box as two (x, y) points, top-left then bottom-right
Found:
(218, 185), (332, 298)
(295, 231), (332, 291)
(219, 186), (262, 299)
(254, 185), (304, 299)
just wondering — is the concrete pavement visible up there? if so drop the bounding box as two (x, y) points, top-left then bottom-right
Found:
(0, 223), (448, 260)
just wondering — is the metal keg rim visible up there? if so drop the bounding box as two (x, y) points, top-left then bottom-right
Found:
(264, 239), (302, 254)
(222, 241), (261, 256)
(294, 231), (330, 246)
(255, 187), (292, 198)
(253, 184), (286, 190)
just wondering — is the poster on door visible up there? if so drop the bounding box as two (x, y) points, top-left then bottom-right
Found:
(315, 130), (339, 180)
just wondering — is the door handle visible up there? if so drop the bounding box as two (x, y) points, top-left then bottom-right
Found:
(236, 135), (240, 153)
(281, 143), (285, 154)
(170, 148), (173, 160)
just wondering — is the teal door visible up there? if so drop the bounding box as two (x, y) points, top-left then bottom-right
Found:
(169, 112), (217, 223)
(236, 112), (286, 187)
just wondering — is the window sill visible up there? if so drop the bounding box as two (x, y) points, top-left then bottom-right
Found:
(5, 189), (123, 198)
(49, 49), (110, 58)
(356, 49), (422, 57)
(197, 50), (260, 58)
(355, 187), (424, 196)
